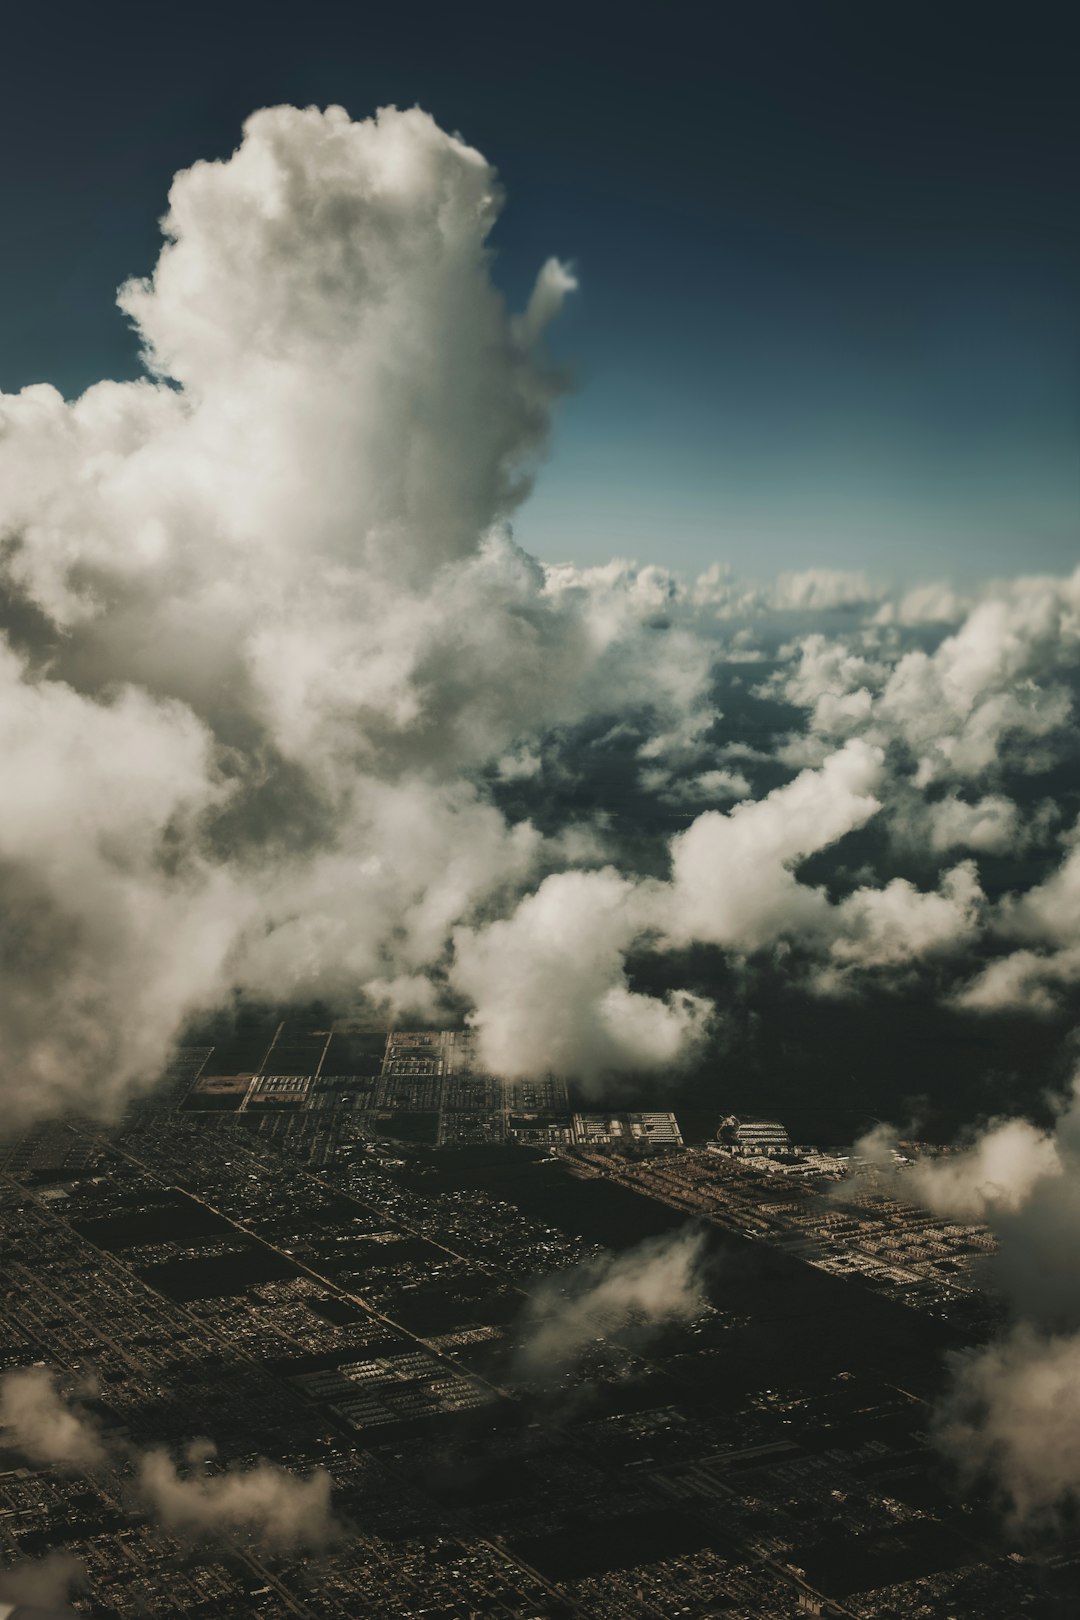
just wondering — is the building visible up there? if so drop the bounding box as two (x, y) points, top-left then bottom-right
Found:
(714, 1115), (792, 1157)
(571, 1112), (684, 1148)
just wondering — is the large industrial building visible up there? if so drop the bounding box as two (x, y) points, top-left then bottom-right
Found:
(713, 1115), (792, 1157)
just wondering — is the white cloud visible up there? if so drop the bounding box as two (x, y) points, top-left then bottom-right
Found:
(937, 1326), (1080, 1523)
(874, 579), (1078, 783)
(664, 740), (883, 950)
(0, 104), (716, 1117)
(452, 868), (711, 1085)
(873, 581), (968, 626)
(767, 570), (1079, 788)
(815, 861), (984, 990)
(892, 1078), (1080, 1519)
(906, 1116), (1061, 1219)
(954, 946), (1080, 1016)
(769, 568), (883, 612)
(955, 823), (1080, 1014)
(138, 1445), (336, 1550)
(0, 1550), (84, 1611)
(0, 1366), (336, 1551)
(658, 767), (752, 805)
(758, 633), (881, 739)
(516, 1227), (707, 1376)
(921, 793), (1021, 855)
(1, 97), (1079, 1115)
(0, 646), (250, 1125)
(452, 742), (933, 1079)
(0, 1367), (107, 1471)
(881, 1080), (1080, 1309)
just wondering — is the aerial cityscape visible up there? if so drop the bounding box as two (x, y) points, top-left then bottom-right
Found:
(1, 4), (1079, 1616)
(0, 1017), (1076, 1616)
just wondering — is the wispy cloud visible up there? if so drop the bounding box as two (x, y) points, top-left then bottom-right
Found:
(0, 1366), (337, 1550)
(515, 1227), (708, 1378)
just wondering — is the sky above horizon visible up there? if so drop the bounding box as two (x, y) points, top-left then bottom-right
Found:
(3, 14), (1080, 1519)
(2, 0), (1077, 582)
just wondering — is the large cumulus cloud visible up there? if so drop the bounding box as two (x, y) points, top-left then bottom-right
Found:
(0, 104), (716, 1118)
(1, 99), (1079, 1119)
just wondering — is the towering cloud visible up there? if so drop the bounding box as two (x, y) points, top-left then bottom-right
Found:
(0, 99), (1078, 1119)
(0, 104), (610, 1120)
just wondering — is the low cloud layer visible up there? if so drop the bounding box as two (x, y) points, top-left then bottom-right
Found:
(906, 1116), (1062, 1221)
(0, 1368), (107, 1472)
(936, 1326), (1080, 1525)
(0, 100), (1078, 1119)
(874, 1079), (1080, 1520)
(0, 1367), (335, 1550)
(0, 1550), (83, 1612)
(516, 1227), (708, 1376)
(138, 1444), (336, 1549)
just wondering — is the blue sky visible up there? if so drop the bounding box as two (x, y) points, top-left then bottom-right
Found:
(2, 0), (1077, 581)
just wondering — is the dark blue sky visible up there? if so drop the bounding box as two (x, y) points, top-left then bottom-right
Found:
(3, 1), (1078, 579)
